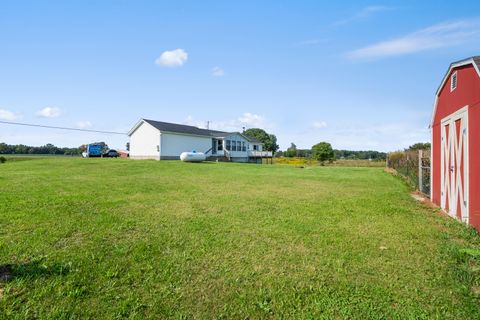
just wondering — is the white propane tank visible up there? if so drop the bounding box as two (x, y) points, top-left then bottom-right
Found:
(180, 151), (206, 162)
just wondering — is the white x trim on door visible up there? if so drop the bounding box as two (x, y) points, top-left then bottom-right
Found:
(440, 106), (469, 223)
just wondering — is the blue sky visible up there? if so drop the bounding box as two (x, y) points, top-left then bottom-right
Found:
(1, 0), (480, 151)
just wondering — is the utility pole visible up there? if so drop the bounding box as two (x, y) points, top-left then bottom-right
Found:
(206, 121), (210, 130)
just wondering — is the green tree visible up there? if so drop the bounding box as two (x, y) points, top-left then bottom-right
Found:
(15, 144), (28, 154)
(0, 143), (10, 154)
(285, 143), (297, 157)
(407, 142), (431, 151)
(311, 142), (335, 163)
(243, 128), (279, 153)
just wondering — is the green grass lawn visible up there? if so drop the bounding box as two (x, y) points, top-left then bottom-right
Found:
(1, 158), (479, 319)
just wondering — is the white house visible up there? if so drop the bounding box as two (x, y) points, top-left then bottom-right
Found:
(128, 119), (273, 162)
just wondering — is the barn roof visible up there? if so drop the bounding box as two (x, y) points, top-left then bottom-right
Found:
(431, 56), (480, 127)
(129, 119), (262, 143)
(435, 56), (480, 96)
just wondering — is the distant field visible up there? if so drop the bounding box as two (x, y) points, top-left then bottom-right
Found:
(1, 158), (479, 318)
(273, 157), (385, 167)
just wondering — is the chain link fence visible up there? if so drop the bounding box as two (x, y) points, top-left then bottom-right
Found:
(387, 149), (431, 196)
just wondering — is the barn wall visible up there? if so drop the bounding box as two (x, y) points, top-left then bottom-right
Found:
(129, 122), (160, 160)
(431, 123), (441, 205)
(469, 101), (480, 229)
(160, 132), (211, 158)
(432, 64), (480, 230)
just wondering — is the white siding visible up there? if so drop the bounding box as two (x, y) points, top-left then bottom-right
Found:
(248, 142), (263, 151)
(258, 144), (263, 151)
(160, 132), (212, 158)
(129, 122), (160, 160)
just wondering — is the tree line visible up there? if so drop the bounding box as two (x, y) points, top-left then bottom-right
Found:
(0, 143), (82, 155)
(276, 142), (387, 160)
(233, 128), (387, 162)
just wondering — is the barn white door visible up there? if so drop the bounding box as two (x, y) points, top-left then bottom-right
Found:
(440, 107), (469, 223)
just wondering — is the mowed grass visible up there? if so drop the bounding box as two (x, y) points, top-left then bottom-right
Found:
(1, 159), (480, 319)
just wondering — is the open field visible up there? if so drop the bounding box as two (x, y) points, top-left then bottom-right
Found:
(1, 154), (81, 162)
(1, 158), (480, 318)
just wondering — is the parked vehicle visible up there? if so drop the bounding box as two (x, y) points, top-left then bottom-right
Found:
(102, 149), (119, 158)
(82, 144), (103, 158)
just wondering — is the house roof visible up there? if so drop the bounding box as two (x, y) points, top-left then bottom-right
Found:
(130, 119), (262, 143)
(431, 56), (480, 126)
(143, 119), (227, 137)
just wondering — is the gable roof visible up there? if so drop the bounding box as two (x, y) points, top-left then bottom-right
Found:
(435, 56), (480, 96)
(129, 118), (262, 143)
(431, 56), (480, 126)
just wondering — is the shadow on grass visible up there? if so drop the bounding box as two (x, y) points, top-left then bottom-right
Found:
(0, 260), (71, 282)
(182, 161), (218, 165)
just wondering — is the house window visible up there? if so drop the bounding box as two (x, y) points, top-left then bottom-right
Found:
(217, 140), (223, 151)
(242, 142), (246, 152)
(226, 140), (231, 151)
(253, 144), (258, 151)
(451, 71), (457, 92)
(232, 141), (237, 151)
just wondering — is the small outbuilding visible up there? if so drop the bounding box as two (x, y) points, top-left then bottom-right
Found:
(431, 56), (480, 231)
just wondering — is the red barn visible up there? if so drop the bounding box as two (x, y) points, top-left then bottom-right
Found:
(431, 56), (480, 231)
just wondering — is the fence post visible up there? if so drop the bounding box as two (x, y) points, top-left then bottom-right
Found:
(418, 149), (423, 193)
(406, 154), (409, 177)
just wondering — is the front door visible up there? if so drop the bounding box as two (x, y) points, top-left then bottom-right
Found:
(212, 139), (217, 155)
(440, 106), (469, 223)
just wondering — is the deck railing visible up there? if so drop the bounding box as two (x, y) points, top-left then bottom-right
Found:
(224, 149), (231, 160)
(248, 150), (273, 157)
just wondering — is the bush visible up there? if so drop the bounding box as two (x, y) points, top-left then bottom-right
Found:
(0, 156), (6, 164)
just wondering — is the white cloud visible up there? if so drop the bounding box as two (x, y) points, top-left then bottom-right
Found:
(238, 112), (265, 128)
(211, 66), (225, 77)
(347, 19), (480, 60)
(313, 121), (327, 129)
(155, 48), (188, 67)
(184, 115), (208, 128)
(37, 107), (62, 118)
(76, 121), (93, 129)
(0, 109), (20, 121)
(184, 112), (272, 132)
(333, 5), (392, 26)
(355, 5), (391, 18)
